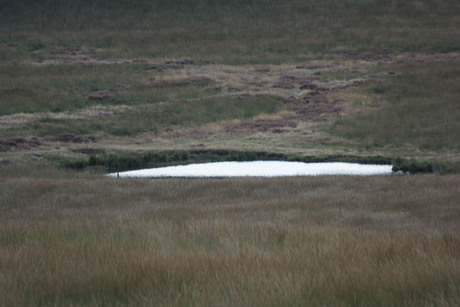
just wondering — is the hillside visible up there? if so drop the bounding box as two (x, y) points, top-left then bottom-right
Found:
(1, 0), (459, 172)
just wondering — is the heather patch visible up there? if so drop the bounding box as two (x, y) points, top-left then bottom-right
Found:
(0, 137), (41, 151)
(299, 82), (319, 90)
(288, 103), (342, 121)
(225, 119), (297, 134)
(271, 82), (295, 89)
(88, 90), (117, 101)
(49, 133), (97, 143)
(296, 63), (338, 69)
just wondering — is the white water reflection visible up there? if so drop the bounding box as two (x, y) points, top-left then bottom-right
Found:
(107, 161), (393, 178)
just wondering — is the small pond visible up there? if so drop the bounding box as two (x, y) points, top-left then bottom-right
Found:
(107, 161), (393, 178)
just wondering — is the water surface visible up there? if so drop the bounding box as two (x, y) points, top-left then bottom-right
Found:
(107, 161), (393, 178)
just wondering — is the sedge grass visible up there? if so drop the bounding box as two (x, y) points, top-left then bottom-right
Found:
(1, 167), (459, 306)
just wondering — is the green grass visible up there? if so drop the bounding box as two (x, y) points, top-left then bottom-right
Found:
(329, 58), (460, 151)
(1, 0), (459, 63)
(22, 95), (283, 138)
(0, 63), (138, 115)
(0, 63), (219, 115)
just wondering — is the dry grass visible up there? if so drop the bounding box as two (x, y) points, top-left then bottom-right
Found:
(1, 166), (459, 306)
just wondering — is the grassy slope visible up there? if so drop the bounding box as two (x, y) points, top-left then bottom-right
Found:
(333, 62), (460, 148)
(0, 0), (458, 169)
(1, 0), (460, 62)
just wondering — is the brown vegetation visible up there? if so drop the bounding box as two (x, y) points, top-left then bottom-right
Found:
(1, 169), (459, 306)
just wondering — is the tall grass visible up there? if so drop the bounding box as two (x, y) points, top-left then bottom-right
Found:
(1, 166), (459, 306)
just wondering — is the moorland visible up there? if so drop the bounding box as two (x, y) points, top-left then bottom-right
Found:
(1, 0), (459, 305)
